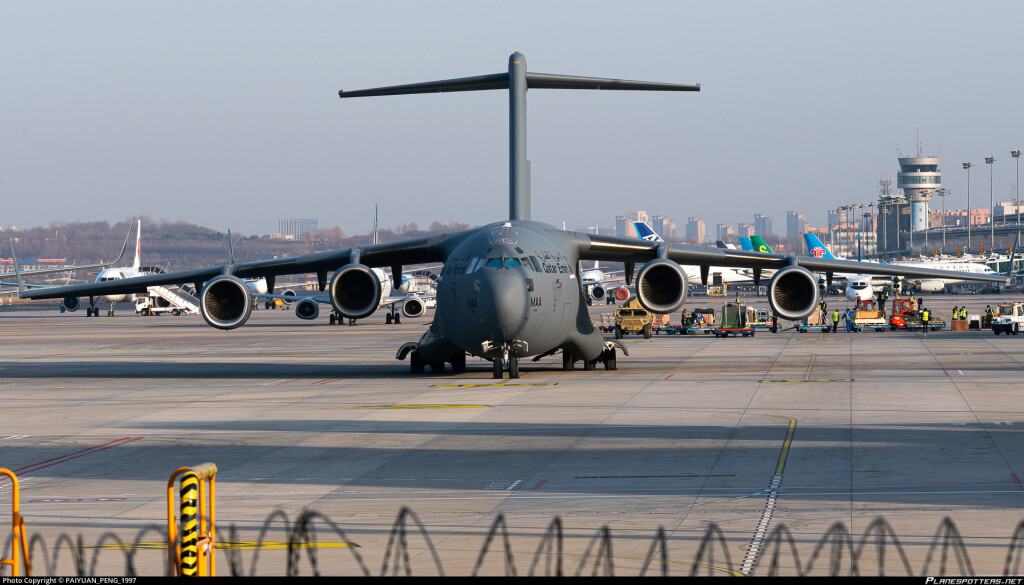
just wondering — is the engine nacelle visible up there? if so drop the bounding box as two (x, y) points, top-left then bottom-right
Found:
(329, 264), (382, 320)
(614, 286), (630, 301)
(62, 296), (81, 312)
(591, 285), (606, 300)
(200, 274), (253, 330)
(767, 265), (820, 321)
(635, 259), (689, 314)
(281, 289), (297, 304)
(918, 279), (944, 293)
(401, 296), (426, 318)
(294, 298), (320, 320)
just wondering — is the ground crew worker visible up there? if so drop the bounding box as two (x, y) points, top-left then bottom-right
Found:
(922, 307), (930, 336)
(952, 306), (959, 321)
(832, 309), (840, 333)
(985, 305), (993, 328)
(845, 308), (853, 332)
(909, 293), (915, 308)
(960, 306), (968, 321)
(820, 299), (828, 313)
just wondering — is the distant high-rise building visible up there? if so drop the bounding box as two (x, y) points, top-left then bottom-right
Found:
(716, 223), (735, 243)
(650, 215), (676, 240)
(279, 219), (318, 238)
(685, 217), (706, 243)
(615, 210), (649, 237)
(754, 214), (773, 237)
(737, 223), (755, 238)
(786, 211), (806, 238)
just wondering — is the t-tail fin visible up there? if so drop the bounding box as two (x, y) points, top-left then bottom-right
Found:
(338, 53), (699, 223)
(803, 233), (836, 259)
(739, 237), (753, 251)
(131, 219), (141, 271)
(750, 236), (774, 254)
(633, 221), (664, 242)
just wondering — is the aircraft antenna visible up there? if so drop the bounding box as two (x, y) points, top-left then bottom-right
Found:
(339, 54), (699, 222)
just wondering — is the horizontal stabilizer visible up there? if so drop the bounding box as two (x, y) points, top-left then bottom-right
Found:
(525, 72), (699, 92)
(339, 73), (509, 98)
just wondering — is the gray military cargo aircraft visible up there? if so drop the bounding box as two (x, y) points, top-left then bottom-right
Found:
(14, 53), (1008, 378)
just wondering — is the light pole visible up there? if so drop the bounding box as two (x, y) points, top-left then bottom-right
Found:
(936, 188), (948, 254)
(963, 162), (973, 253)
(986, 156), (996, 253)
(866, 202), (875, 256)
(1013, 150), (1021, 252)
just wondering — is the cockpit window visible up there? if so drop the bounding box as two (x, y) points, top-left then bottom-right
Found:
(504, 258), (522, 268)
(485, 258), (503, 268)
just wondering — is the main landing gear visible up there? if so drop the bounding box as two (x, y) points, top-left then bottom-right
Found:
(561, 348), (617, 371)
(493, 355), (520, 379)
(327, 312), (357, 326)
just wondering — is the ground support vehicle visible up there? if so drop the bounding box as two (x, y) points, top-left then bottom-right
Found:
(992, 302), (1024, 335)
(796, 308), (832, 333)
(713, 303), (756, 337)
(851, 300), (887, 332)
(745, 306), (779, 333)
(888, 298), (945, 331)
(134, 296), (191, 316)
(613, 298), (654, 339)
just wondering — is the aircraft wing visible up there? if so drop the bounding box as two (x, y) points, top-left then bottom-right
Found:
(18, 232), (467, 301)
(576, 234), (1010, 285)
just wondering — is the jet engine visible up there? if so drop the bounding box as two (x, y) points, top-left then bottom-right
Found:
(767, 265), (819, 321)
(591, 285), (606, 301)
(281, 289), (297, 304)
(401, 296), (426, 318)
(62, 296), (80, 312)
(200, 274), (253, 330)
(614, 286), (630, 301)
(918, 279), (945, 293)
(329, 264), (382, 320)
(294, 298), (320, 320)
(635, 259), (688, 314)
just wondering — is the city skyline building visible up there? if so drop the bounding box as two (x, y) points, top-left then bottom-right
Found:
(278, 218), (318, 238)
(685, 217), (706, 243)
(754, 213), (773, 237)
(786, 211), (806, 238)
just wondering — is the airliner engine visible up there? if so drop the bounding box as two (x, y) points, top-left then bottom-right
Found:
(62, 296), (80, 312)
(591, 285), (606, 301)
(294, 298), (320, 320)
(635, 259), (688, 314)
(200, 274), (253, 330)
(767, 265), (819, 321)
(614, 286), (630, 301)
(918, 279), (945, 293)
(329, 264), (382, 320)
(281, 289), (297, 304)
(401, 296), (426, 318)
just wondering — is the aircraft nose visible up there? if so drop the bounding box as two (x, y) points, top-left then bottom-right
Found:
(477, 269), (528, 341)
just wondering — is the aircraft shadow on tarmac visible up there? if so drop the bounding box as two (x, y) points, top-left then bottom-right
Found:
(4, 421), (1021, 506)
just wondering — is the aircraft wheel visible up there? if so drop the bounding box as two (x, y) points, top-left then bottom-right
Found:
(394, 314), (401, 325)
(604, 351), (617, 371)
(348, 318), (356, 326)
(329, 313), (336, 325)
(1015, 324), (1020, 336)
(410, 351), (425, 373)
(562, 351), (575, 371)
(583, 358), (596, 371)
(492, 358), (503, 379)
(450, 352), (466, 373)
(508, 357), (519, 379)
(429, 361), (445, 374)
(265, 301), (272, 310)
(586, 298), (592, 306)
(642, 324), (652, 339)
(385, 313), (393, 324)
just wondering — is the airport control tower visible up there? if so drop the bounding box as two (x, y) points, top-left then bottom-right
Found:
(896, 157), (940, 232)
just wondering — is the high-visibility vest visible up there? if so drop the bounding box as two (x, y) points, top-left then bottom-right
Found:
(923, 310), (930, 321)
(832, 311), (839, 322)
(960, 308), (967, 319)
(952, 309), (958, 320)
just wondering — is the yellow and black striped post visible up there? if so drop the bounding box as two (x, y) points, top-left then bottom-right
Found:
(180, 469), (200, 576)
(167, 463), (218, 577)
(0, 469), (30, 577)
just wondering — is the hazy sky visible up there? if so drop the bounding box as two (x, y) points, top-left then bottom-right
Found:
(3, 1), (1023, 237)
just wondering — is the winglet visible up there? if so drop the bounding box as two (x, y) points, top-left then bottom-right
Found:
(10, 241), (25, 298)
(228, 229), (235, 265)
(1007, 232), (1019, 279)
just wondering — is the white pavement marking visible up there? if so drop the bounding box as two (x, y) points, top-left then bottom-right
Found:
(2, 435), (29, 440)
(740, 475), (782, 575)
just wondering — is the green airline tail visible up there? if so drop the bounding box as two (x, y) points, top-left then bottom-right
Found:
(750, 236), (774, 254)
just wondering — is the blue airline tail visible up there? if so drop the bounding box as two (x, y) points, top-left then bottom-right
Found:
(803, 233), (836, 259)
(633, 221), (664, 242)
(739, 237), (753, 251)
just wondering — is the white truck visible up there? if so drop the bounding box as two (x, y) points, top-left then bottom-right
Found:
(992, 302), (1024, 335)
(135, 296), (188, 316)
